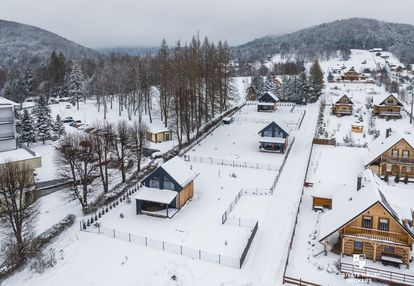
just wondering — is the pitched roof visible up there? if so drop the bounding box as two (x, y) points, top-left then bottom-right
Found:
(257, 121), (289, 137)
(0, 97), (18, 106)
(160, 156), (197, 188)
(319, 170), (414, 242)
(335, 95), (353, 105)
(373, 94), (403, 106)
(258, 91), (279, 102)
(364, 132), (414, 166)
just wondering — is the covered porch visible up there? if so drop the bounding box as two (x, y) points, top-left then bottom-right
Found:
(134, 187), (179, 218)
(258, 137), (286, 153)
(257, 102), (276, 112)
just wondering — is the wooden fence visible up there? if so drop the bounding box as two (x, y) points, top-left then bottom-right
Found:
(312, 138), (336, 146)
(283, 277), (323, 286)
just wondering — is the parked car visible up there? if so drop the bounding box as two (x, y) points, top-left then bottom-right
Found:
(62, 117), (74, 123)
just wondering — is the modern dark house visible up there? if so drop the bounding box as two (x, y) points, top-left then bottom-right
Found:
(257, 91), (279, 112)
(258, 121), (289, 153)
(134, 157), (197, 218)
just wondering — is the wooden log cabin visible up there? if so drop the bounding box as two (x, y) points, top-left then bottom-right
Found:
(365, 133), (414, 179)
(342, 67), (360, 81)
(147, 125), (173, 143)
(372, 94), (402, 119)
(332, 95), (353, 116)
(257, 91), (279, 112)
(258, 121), (289, 153)
(134, 157), (197, 218)
(319, 170), (414, 268)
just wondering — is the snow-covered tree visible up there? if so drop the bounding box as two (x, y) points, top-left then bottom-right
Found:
(53, 114), (66, 139)
(68, 63), (86, 110)
(19, 109), (36, 146)
(33, 94), (52, 144)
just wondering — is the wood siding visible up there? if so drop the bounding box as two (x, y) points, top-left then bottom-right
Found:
(312, 197), (332, 209)
(177, 181), (194, 208)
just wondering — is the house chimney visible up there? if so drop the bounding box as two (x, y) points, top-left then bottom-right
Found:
(357, 174), (363, 191)
(386, 128), (392, 138)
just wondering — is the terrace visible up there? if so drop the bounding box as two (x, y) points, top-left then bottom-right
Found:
(343, 226), (410, 245)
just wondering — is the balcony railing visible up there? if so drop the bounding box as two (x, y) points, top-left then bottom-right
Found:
(382, 156), (414, 164)
(343, 226), (409, 245)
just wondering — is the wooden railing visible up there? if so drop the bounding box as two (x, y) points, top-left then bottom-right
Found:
(382, 155), (414, 164)
(340, 261), (414, 286)
(343, 226), (409, 245)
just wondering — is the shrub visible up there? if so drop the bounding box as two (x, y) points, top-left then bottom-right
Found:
(394, 174), (400, 183)
(384, 173), (389, 182)
(30, 249), (57, 274)
(404, 175), (409, 184)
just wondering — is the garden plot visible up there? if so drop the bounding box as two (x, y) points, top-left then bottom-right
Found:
(187, 104), (304, 167)
(322, 82), (413, 145)
(96, 161), (275, 258)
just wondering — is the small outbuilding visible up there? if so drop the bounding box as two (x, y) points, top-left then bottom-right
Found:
(258, 121), (289, 153)
(257, 91), (279, 112)
(135, 157), (197, 218)
(222, 116), (234, 125)
(147, 125), (173, 143)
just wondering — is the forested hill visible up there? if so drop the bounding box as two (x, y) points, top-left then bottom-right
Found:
(0, 19), (100, 68)
(233, 18), (414, 64)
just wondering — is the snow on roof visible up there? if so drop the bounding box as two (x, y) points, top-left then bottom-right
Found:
(258, 121), (290, 136)
(364, 132), (414, 166)
(0, 148), (41, 165)
(319, 170), (414, 241)
(335, 95), (353, 105)
(258, 91), (279, 102)
(372, 93), (402, 106)
(0, 97), (18, 106)
(134, 187), (177, 204)
(257, 102), (275, 106)
(311, 182), (349, 199)
(147, 124), (170, 134)
(161, 156), (197, 188)
(223, 117), (232, 121)
(258, 136), (286, 144)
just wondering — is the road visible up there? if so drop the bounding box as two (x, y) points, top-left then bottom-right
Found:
(242, 102), (319, 285)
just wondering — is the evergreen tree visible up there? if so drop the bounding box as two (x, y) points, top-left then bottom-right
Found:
(53, 114), (66, 139)
(327, 71), (334, 82)
(33, 95), (52, 144)
(20, 109), (36, 146)
(309, 58), (324, 103)
(68, 63), (85, 110)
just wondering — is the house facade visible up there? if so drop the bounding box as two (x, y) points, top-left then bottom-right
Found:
(0, 98), (18, 152)
(135, 157), (196, 218)
(319, 170), (414, 268)
(258, 121), (289, 153)
(342, 67), (360, 81)
(257, 92), (279, 112)
(332, 95), (353, 116)
(365, 134), (414, 179)
(372, 94), (402, 119)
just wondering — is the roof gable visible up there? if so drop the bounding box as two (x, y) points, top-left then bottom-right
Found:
(258, 121), (289, 137)
(258, 91), (279, 103)
(374, 94), (403, 106)
(336, 95), (353, 105)
(160, 157), (197, 188)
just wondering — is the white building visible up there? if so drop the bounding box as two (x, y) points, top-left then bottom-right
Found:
(0, 97), (18, 152)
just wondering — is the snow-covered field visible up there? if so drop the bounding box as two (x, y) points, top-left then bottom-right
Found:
(3, 96), (319, 286)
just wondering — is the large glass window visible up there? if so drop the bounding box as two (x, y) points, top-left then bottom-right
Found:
(354, 241), (363, 251)
(392, 149), (399, 158)
(263, 130), (273, 137)
(163, 177), (175, 191)
(149, 177), (160, 189)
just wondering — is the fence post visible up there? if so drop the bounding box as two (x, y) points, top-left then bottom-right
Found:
(98, 225), (100, 234)
(145, 237), (148, 246)
(219, 254), (221, 264)
(79, 220), (82, 231)
(113, 229), (115, 238)
(129, 233), (131, 242)
(162, 241), (165, 250)
(199, 250), (201, 260)
(180, 245), (182, 255)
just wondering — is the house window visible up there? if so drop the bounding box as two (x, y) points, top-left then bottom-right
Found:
(378, 218), (389, 231)
(263, 130), (273, 137)
(362, 216), (372, 229)
(402, 150), (409, 158)
(392, 149), (399, 157)
(163, 177), (175, 191)
(386, 164), (392, 172)
(383, 245), (395, 254)
(354, 241), (363, 252)
(149, 177), (160, 189)
(407, 165), (412, 173)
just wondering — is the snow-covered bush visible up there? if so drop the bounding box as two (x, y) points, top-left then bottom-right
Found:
(30, 249), (57, 274)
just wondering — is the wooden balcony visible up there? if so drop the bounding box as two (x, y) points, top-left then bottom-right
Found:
(382, 156), (414, 164)
(343, 226), (409, 245)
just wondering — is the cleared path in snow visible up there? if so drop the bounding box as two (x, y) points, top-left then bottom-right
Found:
(241, 102), (319, 285)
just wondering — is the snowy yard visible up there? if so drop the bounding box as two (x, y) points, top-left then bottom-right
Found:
(285, 144), (414, 285)
(187, 103), (304, 166)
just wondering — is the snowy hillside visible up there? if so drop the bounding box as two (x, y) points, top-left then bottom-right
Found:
(0, 19), (100, 67)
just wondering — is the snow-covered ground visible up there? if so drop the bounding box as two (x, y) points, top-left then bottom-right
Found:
(3, 97), (319, 285)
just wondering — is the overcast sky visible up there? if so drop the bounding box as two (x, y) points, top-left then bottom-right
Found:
(1, 0), (413, 49)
